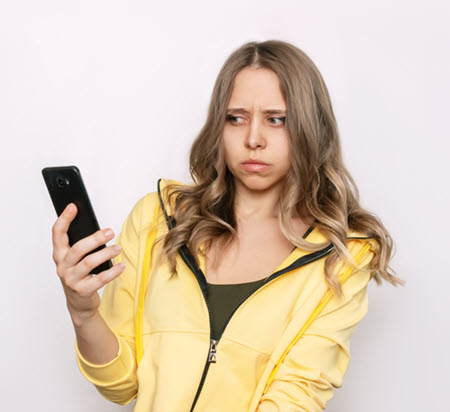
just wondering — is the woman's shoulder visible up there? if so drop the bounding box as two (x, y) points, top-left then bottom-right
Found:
(127, 178), (190, 231)
(310, 225), (380, 256)
(346, 228), (380, 253)
(134, 177), (188, 205)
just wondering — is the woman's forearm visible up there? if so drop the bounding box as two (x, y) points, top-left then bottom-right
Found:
(71, 310), (119, 365)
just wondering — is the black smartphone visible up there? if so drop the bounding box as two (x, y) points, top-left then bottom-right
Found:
(42, 165), (113, 275)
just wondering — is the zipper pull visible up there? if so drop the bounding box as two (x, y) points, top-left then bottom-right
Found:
(208, 339), (218, 363)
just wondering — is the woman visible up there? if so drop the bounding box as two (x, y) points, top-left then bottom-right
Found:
(51, 40), (404, 411)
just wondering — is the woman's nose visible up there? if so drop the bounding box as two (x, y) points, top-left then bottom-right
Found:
(245, 118), (266, 149)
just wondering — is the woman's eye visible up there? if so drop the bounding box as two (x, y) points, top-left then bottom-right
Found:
(226, 115), (285, 126)
(268, 117), (286, 125)
(226, 115), (244, 124)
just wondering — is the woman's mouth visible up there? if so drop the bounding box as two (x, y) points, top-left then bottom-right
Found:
(241, 161), (270, 172)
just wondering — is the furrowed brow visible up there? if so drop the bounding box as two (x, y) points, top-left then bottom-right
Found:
(262, 109), (286, 115)
(226, 107), (286, 115)
(226, 108), (250, 115)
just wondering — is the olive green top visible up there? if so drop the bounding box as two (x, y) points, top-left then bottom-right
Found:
(206, 245), (302, 338)
(206, 277), (267, 338)
(204, 229), (314, 339)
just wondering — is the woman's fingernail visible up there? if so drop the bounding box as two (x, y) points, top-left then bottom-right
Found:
(67, 203), (74, 213)
(104, 229), (114, 238)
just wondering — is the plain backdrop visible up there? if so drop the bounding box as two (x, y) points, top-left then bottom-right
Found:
(1, 1), (448, 411)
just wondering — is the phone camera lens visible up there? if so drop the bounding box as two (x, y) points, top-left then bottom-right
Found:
(56, 176), (69, 188)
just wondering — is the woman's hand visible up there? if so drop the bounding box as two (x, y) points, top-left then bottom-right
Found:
(51, 203), (126, 325)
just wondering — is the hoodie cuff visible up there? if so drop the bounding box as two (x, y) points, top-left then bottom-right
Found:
(75, 329), (135, 387)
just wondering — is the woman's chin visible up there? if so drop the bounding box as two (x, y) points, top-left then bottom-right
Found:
(233, 174), (282, 192)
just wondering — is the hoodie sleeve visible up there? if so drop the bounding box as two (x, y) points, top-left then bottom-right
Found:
(255, 240), (376, 412)
(74, 192), (156, 406)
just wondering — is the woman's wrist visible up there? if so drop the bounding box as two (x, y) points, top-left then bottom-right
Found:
(68, 305), (100, 328)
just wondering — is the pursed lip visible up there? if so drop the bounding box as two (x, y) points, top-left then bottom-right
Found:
(241, 160), (270, 165)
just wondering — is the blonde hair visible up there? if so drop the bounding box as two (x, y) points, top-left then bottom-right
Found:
(153, 39), (405, 298)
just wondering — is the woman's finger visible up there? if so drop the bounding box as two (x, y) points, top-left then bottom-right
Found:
(63, 228), (116, 269)
(76, 261), (126, 296)
(69, 244), (122, 282)
(52, 203), (77, 264)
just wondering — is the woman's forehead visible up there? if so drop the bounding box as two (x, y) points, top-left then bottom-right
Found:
(228, 68), (286, 109)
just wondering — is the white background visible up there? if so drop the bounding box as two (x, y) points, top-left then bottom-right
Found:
(1, 1), (448, 411)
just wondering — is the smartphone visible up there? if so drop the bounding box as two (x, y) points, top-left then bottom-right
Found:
(42, 165), (113, 275)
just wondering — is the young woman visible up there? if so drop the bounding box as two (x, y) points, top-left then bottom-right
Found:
(51, 40), (404, 411)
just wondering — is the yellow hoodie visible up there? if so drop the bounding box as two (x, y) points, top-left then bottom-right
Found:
(75, 178), (378, 412)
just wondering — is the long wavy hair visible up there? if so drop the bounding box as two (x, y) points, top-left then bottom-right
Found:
(153, 39), (405, 298)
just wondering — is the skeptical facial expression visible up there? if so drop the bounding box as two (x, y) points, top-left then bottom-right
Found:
(222, 66), (291, 192)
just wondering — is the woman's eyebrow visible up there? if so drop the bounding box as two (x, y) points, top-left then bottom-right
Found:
(226, 107), (286, 115)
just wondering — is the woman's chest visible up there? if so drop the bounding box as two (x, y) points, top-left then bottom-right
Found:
(204, 221), (303, 284)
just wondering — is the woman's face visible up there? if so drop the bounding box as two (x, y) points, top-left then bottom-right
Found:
(222, 66), (291, 193)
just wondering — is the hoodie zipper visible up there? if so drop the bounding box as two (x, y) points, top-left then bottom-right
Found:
(176, 245), (219, 412)
(183, 242), (334, 412)
(157, 180), (220, 411)
(156, 178), (370, 412)
(183, 236), (369, 412)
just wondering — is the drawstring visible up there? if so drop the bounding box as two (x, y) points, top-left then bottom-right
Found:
(262, 242), (372, 395)
(135, 204), (161, 366)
